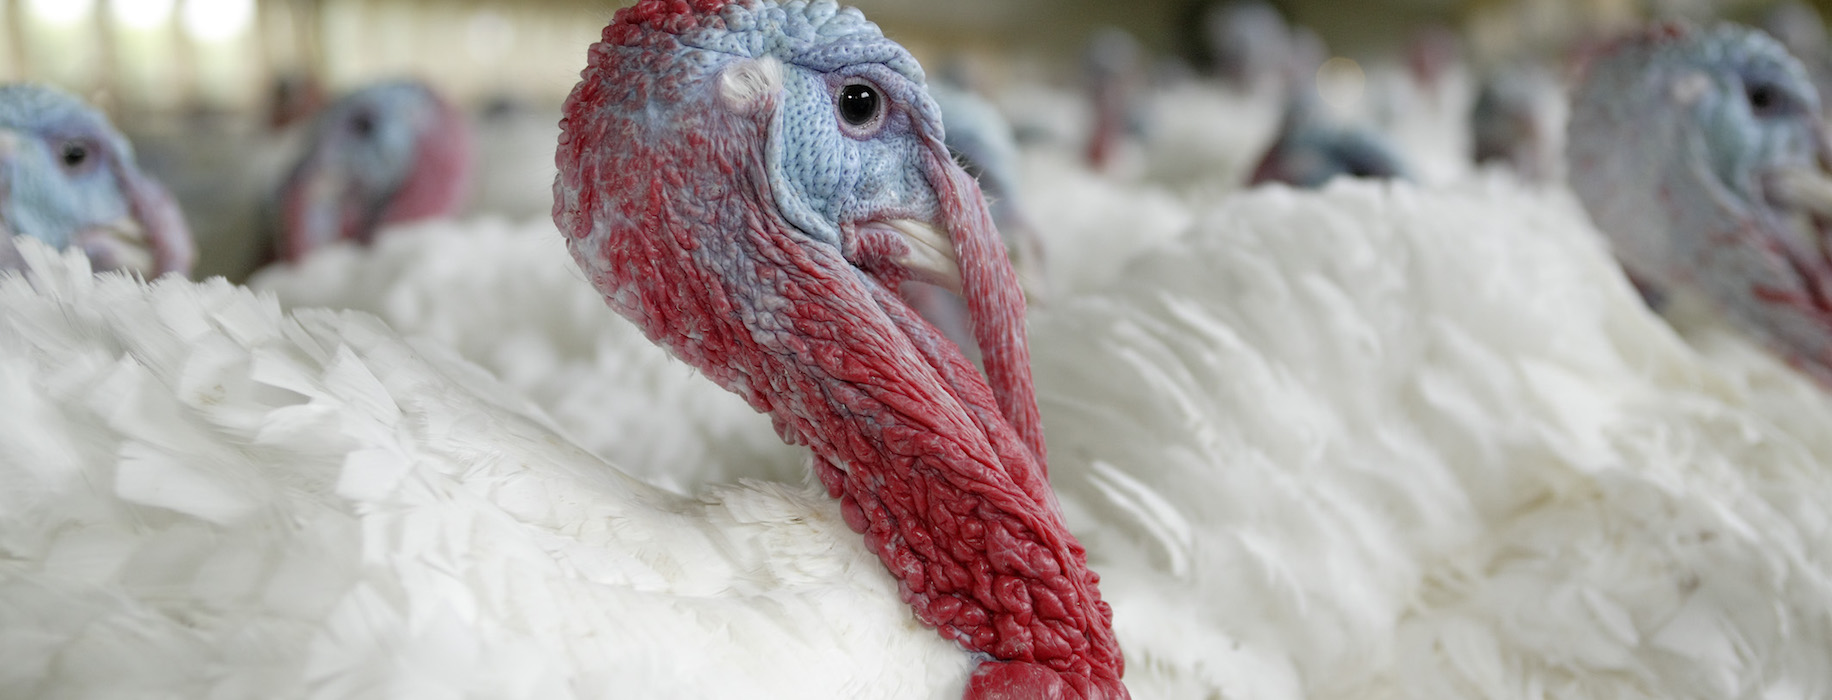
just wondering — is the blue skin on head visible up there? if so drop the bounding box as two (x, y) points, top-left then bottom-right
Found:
(1692, 40), (1822, 199)
(656, 1), (947, 254)
(306, 81), (436, 200)
(1573, 24), (1824, 279)
(0, 84), (137, 255)
(1570, 23), (1832, 383)
(561, 6), (1128, 692)
(283, 80), (442, 239)
(1472, 67), (1551, 175)
(1202, 1), (1292, 88)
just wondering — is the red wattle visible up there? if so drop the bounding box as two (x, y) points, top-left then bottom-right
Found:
(928, 150), (1048, 469)
(554, 4), (1128, 697)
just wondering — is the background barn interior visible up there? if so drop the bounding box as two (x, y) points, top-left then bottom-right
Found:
(2, 0), (1823, 119)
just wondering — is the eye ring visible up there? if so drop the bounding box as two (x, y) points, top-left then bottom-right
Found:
(350, 110), (378, 138)
(835, 79), (887, 136)
(1746, 80), (1788, 117)
(58, 140), (95, 172)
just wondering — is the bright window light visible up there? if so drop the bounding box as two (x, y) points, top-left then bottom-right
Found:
(182, 0), (254, 43)
(466, 10), (516, 63)
(116, 0), (177, 31)
(29, 0), (96, 28)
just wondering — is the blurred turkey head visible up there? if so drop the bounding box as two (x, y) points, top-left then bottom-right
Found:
(1569, 22), (1832, 384)
(277, 79), (473, 262)
(1201, 1), (1293, 93)
(0, 84), (193, 276)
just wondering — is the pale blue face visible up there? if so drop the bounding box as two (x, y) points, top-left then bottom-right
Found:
(1687, 29), (1823, 202)
(292, 80), (440, 211)
(1579, 24), (1823, 211)
(671, 1), (947, 249)
(1569, 23), (1832, 385)
(0, 84), (135, 250)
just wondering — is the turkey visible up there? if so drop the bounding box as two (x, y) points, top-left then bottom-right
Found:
(1247, 28), (1416, 189)
(7, 7), (1832, 700)
(1195, 1), (1298, 94)
(1471, 62), (1567, 182)
(1569, 22), (1832, 387)
(276, 79), (474, 264)
(128, 78), (474, 282)
(4, 2), (1132, 699)
(0, 83), (193, 276)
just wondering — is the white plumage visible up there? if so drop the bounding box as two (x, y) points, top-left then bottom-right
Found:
(1017, 150), (1198, 297)
(1134, 81), (1286, 191)
(1031, 174), (1832, 698)
(5, 166), (1830, 698)
(1356, 59), (1477, 184)
(0, 242), (973, 699)
(462, 107), (565, 222)
(247, 218), (805, 492)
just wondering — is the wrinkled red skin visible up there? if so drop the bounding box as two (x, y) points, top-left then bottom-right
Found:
(553, 2), (1125, 698)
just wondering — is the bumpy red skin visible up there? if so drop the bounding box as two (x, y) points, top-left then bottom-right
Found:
(553, 2), (1124, 697)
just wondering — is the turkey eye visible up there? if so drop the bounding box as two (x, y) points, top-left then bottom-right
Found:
(60, 141), (90, 169)
(1747, 82), (1782, 115)
(837, 83), (882, 128)
(350, 111), (377, 138)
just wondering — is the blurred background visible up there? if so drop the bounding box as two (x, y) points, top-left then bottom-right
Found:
(5, 0), (1825, 280)
(0, 0), (1819, 119)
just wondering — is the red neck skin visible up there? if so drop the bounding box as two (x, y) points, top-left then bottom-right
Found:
(1084, 83), (1126, 172)
(555, 27), (1124, 700)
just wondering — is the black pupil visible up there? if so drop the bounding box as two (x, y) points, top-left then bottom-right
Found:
(351, 111), (376, 138)
(1749, 83), (1778, 113)
(838, 84), (880, 127)
(61, 143), (88, 168)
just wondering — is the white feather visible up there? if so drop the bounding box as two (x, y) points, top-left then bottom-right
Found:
(0, 242), (975, 699)
(248, 219), (807, 494)
(7, 164), (1832, 699)
(1026, 174), (1832, 698)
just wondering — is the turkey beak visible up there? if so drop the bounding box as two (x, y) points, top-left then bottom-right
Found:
(881, 218), (964, 294)
(883, 195), (1048, 303)
(1769, 129), (1832, 220)
(75, 219), (156, 276)
(924, 139), (1044, 454)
